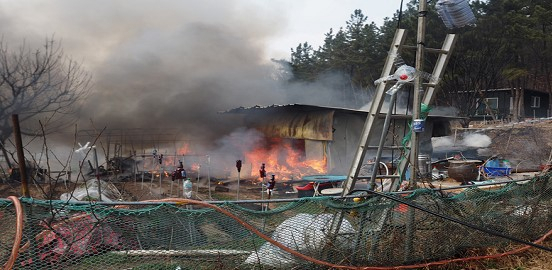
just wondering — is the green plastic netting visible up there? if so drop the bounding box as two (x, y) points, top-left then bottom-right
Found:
(1, 173), (551, 269)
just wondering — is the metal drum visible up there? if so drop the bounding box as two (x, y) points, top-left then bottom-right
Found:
(448, 160), (481, 183)
(418, 154), (432, 175)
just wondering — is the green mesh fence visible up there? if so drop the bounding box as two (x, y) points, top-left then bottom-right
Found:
(1, 173), (551, 269)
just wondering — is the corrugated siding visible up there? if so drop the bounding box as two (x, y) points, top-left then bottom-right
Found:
(249, 110), (334, 141)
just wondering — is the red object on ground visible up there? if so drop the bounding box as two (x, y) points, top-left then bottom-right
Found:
(295, 182), (333, 190)
(33, 213), (121, 263)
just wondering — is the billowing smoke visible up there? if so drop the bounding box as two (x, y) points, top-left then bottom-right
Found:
(432, 133), (492, 149)
(462, 133), (492, 148)
(1, 0), (365, 154)
(209, 127), (264, 177)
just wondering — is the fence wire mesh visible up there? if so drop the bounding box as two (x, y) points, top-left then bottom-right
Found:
(1, 172), (551, 269)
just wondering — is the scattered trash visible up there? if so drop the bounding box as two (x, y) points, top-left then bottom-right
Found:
(59, 179), (121, 202)
(23, 213), (121, 265)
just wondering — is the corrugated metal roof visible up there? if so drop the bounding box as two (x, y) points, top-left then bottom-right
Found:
(222, 103), (465, 119)
(221, 104), (368, 114)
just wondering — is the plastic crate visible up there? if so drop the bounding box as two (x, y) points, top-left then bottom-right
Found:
(483, 166), (511, 177)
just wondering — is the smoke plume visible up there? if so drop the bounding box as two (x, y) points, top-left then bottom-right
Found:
(0, 0), (368, 152)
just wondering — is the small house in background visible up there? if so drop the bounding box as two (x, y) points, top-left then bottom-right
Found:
(472, 88), (550, 121)
(224, 104), (458, 178)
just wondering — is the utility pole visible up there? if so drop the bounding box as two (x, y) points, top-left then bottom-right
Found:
(409, 0), (427, 187)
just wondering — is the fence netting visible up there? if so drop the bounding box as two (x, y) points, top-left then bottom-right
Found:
(1, 172), (551, 269)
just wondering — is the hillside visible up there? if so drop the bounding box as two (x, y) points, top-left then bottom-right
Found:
(453, 118), (552, 172)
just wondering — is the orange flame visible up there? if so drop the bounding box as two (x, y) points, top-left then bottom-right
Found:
(190, 163), (201, 171)
(244, 138), (326, 180)
(178, 143), (191, 155)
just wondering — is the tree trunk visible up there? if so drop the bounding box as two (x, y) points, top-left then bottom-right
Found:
(512, 87), (525, 121)
(0, 143), (13, 169)
(511, 87), (522, 122)
(518, 87), (525, 120)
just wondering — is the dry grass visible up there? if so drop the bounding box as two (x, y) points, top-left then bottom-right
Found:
(432, 239), (552, 270)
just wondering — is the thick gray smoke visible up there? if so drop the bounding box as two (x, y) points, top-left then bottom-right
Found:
(1, 1), (387, 180)
(0, 1), (281, 141)
(0, 0), (361, 150)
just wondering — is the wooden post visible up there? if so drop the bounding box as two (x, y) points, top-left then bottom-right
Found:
(12, 114), (30, 198)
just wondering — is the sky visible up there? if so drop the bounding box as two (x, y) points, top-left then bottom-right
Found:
(259, 1), (400, 60)
(0, 0), (402, 152)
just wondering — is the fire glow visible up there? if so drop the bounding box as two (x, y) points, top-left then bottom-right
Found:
(244, 138), (326, 180)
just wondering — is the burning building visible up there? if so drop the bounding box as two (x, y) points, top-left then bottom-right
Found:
(67, 105), (458, 184)
(223, 104), (456, 180)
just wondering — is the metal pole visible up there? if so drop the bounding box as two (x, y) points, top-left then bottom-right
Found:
(370, 90), (399, 190)
(261, 176), (265, 209)
(141, 153), (145, 189)
(236, 159), (242, 200)
(196, 164), (201, 197)
(237, 171), (240, 200)
(409, 0), (427, 187)
(207, 155), (211, 200)
(11, 115), (30, 198)
(93, 147), (102, 201)
(159, 165), (163, 196)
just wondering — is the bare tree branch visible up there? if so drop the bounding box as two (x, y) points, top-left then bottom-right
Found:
(0, 37), (92, 168)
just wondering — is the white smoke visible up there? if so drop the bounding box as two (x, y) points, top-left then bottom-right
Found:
(461, 133), (492, 148)
(432, 132), (492, 150)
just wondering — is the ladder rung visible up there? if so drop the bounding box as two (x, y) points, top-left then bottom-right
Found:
(366, 145), (408, 150)
(376, 114), (413, 119)
(357, 175), (402, 180)
(401, 45), (450, 54)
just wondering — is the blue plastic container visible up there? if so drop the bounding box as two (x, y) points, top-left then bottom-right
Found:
(412, 119), (425, 132)
(483, 167), (511, 177)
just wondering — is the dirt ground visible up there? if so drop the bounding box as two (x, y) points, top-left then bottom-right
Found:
(475, 118), (552, 171)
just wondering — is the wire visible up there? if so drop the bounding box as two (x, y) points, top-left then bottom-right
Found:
(397, 0), (404, 29)
(364, 190), (552, 252)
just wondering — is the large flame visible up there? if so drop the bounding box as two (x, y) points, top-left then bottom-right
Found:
(245, 138), (326, 180)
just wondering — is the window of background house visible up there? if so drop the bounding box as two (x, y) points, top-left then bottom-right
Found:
(530, 96), (540, 108)
(477, 97), (498, 115)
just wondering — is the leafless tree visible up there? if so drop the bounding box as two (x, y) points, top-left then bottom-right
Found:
(0, 37), (92, 169)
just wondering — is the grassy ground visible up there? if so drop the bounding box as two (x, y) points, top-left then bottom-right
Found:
(433, 240), (552, 270)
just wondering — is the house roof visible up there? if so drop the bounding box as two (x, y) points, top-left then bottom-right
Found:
(222, 104), (465, 140)
(222, 103), (464, 120)
(455, 88), (550, 95)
